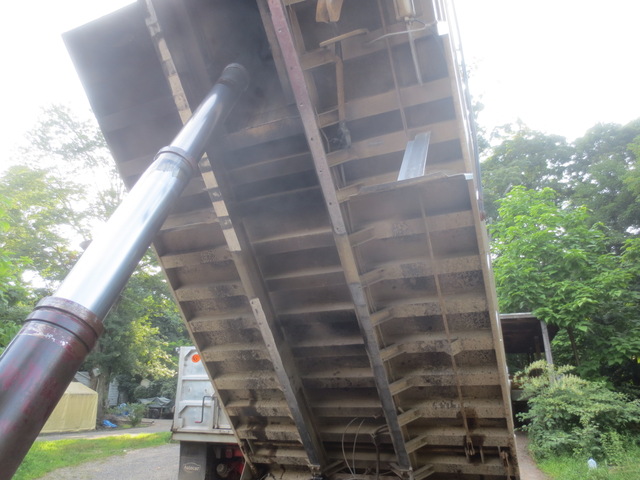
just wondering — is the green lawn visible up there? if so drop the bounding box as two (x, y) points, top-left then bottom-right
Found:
(14, 432), (172, 480)
(538, 445), (640, 480)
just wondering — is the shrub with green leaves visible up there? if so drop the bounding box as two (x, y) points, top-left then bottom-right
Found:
(515, 360), (640, 461)
(127, 403), (147, 427)
(109, 402), (147, 427)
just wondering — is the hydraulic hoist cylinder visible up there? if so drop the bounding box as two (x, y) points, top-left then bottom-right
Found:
(0, 63), (248, 480)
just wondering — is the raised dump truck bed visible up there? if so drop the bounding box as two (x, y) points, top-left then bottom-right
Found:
(65, 1), (518, 479)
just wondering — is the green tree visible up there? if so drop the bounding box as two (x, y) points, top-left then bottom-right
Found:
(0, 195), (22, 300)
(0, 166), (88, 289)
(0, 195), (29, 354)
(481, 119), (640, 241)
(567, 120), (640, 238)
(21, 104), (124, 220)
(623, 133), (640, 226)
(0, 167), (84, 354)
(490, 187), (640, 384)
(480, 124), (572, 221)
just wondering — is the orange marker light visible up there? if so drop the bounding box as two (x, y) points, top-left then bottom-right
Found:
(192, 353), (201, 363)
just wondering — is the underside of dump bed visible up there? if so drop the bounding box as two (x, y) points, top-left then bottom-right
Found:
(65, 1), (519, 478)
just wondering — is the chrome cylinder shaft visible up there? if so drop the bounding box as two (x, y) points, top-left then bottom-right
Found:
(55, 63), (248, 318)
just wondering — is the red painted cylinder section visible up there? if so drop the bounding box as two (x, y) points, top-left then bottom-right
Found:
(0, 298), (102, 480)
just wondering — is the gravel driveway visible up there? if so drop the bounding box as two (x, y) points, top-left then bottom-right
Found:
(37, 443), (179, 480)
(35, 419), (179, 480)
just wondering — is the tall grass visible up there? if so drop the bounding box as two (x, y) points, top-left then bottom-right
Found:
(14, 431), (172, 480)
(537, 444), (640, 480)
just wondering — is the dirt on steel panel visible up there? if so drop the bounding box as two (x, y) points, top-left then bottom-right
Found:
(65, 0), (519, 479)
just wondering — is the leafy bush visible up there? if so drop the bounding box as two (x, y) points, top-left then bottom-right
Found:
(108, 402), (147, 427)
(0, 319), (21, 355)
(601, 431), (626, 467)
(515, 360), (640, 461)
(127, 403), (147, 427)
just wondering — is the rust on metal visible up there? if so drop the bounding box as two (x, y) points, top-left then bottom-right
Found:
(0, 297), (102, 479)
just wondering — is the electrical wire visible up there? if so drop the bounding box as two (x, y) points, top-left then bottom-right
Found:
(343, 418), (395, 480)
(342, 417), (360, 476)
(373, 436), (380, 480)
(352, 418), (367, 477)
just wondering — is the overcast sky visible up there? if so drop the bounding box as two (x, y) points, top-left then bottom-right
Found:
(1, 0), (639, 169)
(456, 0), (640, 141)
(1, 0), (132, 166)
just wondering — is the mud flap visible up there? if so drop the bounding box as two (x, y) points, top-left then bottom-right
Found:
(179, 442), (212, 480)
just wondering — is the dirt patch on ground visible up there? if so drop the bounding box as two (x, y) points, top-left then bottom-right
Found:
(516, 432), (549, 480)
